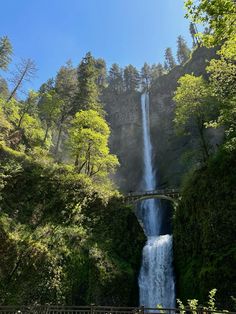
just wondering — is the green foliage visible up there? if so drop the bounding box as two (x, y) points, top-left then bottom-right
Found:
(67, 110), (119, 179)
(0, 145), (145, 305)
(77, 52), (103, 113)
(0, 77), (9, 99)
(206, 58), (236, 152)
(184, 0), (236, 59)
(173, 149), (236, 310)
(164, 47), (177, 70)
(108, 63), (124, 94)
(124, 65), (140, 92)
(39, 90), (64, 143)
(174, 74), (218, 161)
(177, 35), (191, 64)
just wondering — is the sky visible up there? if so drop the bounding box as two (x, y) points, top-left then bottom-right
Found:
(0, 0), (192, 91)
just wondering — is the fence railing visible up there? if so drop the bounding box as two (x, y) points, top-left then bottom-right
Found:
(0, 306), (235, 314)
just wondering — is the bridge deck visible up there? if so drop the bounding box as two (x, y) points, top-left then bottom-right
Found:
(125, 188), (180, 203)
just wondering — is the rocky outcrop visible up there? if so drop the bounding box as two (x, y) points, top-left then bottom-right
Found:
(104, 47), (219, 191)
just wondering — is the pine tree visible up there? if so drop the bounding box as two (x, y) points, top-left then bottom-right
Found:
(95, 58), (107, 89)
(0, 36), (12, 70)
(108, 63), (124, 94)
(141, 62), (151, 90)
(124, 65), (140, 92)
(77, 52), (102, 112)
(150, 63), (164, 81)
(164, 48), (176, 71)
(177, 35), (191, 64)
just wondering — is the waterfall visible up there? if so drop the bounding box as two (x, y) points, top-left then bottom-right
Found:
(138, 93), (175, 308)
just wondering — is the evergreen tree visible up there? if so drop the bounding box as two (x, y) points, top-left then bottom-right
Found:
(164, 61), (169, 72)
(108, 63), (124, 94)
(177, 35), (191, 64)
(39, 78), (55, 95)
(164, 48), (176, 71)
(95, 58), (107, 89)
(150, 63), (165, 81)
(141, 62), (151, 90)
(0, 77), (9, 99)
(0, 36), (12, 70)
(189, 22), (198, 47)
(77, 52), (102, 112)
(54, 61), (77, 155)
(124, 65), (140, 92)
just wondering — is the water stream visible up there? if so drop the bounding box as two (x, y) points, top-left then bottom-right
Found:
(138, 93), (175, 308)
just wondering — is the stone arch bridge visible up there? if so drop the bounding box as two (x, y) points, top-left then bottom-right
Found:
(125, 188), (180, 204)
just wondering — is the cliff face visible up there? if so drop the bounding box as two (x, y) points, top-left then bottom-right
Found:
(104, 47), (219, 191)
(103, 91), (143, 192)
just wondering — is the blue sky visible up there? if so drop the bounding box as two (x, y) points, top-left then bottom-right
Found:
(0, 0), (191, 91)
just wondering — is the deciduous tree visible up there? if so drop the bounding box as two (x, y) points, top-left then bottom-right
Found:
(67, 110), (119, 178)
(174, 74), (218, 161)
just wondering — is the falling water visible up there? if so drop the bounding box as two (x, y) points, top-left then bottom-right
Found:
(138, 93), (175, 308)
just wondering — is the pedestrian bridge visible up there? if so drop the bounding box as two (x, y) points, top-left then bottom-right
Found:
(125, 188), (180, 204)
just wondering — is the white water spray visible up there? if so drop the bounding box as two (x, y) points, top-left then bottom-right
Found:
(138, 93), (175, 308)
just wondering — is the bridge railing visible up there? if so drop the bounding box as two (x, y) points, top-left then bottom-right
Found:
(0, 306), (234, 314)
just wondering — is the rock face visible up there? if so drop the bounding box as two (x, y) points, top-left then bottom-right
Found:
(104, 47), (218, 192)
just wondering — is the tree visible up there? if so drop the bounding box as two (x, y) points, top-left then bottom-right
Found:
(7, 58), (37, 102)
(54, 61), (77, 155)
(108, 63), (124, 94)
(39, 90), (63, 143)
(207, 58), (236, 151)
(123, 65), (140, 92)
(164, 48), (176, 71)
(176, 35), (191, 64)
(39, 78), (55, 94)
(141, 62), (151, 90)
(174, 74), (218, 161)
(185, 0), (236, 151)
(67, 110), (119, 178)
(189, 22), (199, 47)
(76, 52), (102, 113)
(150, 63), (164, 81)
(95, 58), (107, 89)
(17, 90), (39, 129)
(0, 36), (12, 70)
(185, 0), (236, 57)
(0, 77), (9, 99)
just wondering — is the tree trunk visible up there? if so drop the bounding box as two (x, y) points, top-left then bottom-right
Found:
(43, 124), (49, 143)
(54, 117), (64, 156)
(7, 66), (28, 102)
(197, 116), (209, 162)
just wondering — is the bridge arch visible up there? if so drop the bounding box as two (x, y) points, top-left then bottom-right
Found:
(125, 189), (180, 206)
(132, 194), (177, 204)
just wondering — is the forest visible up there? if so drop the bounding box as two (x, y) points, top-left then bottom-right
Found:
(0, 0), (235, 310)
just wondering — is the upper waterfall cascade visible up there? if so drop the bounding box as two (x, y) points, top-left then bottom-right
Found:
(138, 93), (175, 308)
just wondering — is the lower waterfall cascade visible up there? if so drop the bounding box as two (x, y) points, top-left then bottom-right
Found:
(138, 93), (175, 308)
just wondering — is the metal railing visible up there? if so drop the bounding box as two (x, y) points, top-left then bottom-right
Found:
(0, 306), (235, 314)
